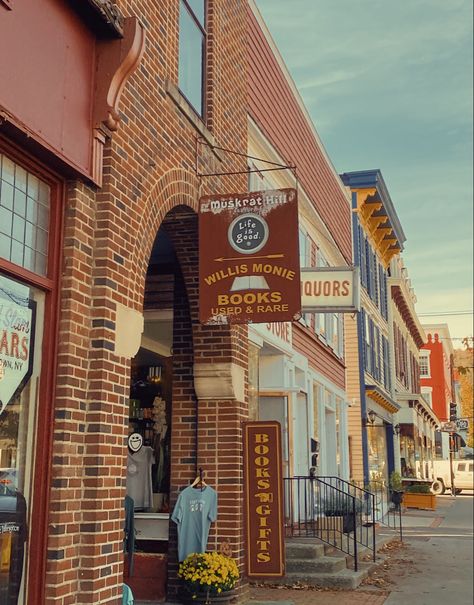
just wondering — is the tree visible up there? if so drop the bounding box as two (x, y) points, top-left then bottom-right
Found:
(454, 337), (474, 448)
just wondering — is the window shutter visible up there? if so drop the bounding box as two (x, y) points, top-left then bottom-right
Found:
(369, 319), (375, 377)
(361, 308), (366, 370)
(359, 227), (367, 288)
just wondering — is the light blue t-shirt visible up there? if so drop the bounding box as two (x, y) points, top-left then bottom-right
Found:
(171, 485), (218, 561)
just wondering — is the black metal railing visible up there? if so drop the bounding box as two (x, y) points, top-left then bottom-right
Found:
(283, 476), (377, 571)
(356, 479), (403, 540)
(316, 476), (377, 560)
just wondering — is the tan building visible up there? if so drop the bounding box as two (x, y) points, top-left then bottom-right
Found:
(341, 170), (405, 486)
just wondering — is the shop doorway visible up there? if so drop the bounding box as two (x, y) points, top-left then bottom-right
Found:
(293, 394), (310, 477)
(324, 409), (337, 476)
(258, 395), (289, 478)
(124, 208), (198, 601)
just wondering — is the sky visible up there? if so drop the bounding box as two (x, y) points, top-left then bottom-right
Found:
(255, 0), (473, 346)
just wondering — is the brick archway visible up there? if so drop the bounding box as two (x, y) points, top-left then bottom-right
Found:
(135, 179), (249, 600)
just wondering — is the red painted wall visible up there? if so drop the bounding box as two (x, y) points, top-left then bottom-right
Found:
(0, 0), (94, 176)
(247, 6), (352, 264)
(421, 333), (452, 421)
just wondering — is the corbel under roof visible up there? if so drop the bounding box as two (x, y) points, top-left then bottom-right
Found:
(340, 170), (406, 268)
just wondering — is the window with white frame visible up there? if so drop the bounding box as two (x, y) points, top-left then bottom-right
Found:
(314, 249), (328, 337)
(299, 228), (311, 326)
(419, 352), (430, 377)
(421, 387), (433, 408)
(178, 0), (206, 116)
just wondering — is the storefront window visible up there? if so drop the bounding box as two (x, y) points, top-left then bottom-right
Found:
(0, 154), (50, 276)
(400, 433), (416, 477)
(367, 424), (389, 485)
(0, 274), (44, 604)
(312, 383), (320, 443)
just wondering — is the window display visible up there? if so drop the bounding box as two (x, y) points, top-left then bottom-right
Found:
(0, 274), (43, 605)
(127, 351), (171, 514)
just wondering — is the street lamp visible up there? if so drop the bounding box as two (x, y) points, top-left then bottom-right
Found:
(367, 410), (377, 425)
(394, 424), (401, 436)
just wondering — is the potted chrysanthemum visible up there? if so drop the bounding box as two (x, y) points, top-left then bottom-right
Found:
(177, 552), (239, 604)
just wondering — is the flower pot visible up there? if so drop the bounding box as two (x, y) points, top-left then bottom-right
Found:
(390, 490), (404, 507)
(343, 513), (355, 534)
(178, 586), (236, 605)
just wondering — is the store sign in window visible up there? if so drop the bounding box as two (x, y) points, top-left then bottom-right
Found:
(0, 276), (35, 415)
(0, 274), (39, 605)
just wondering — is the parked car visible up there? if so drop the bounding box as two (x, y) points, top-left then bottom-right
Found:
(431, 460), (474, 495)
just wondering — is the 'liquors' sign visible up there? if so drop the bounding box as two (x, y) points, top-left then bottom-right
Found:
(0, 276), (36, 416)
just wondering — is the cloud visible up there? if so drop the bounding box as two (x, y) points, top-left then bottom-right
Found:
(255, 0), (473, 340)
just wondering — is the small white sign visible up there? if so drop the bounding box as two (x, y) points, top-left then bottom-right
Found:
(0, 276), (35, 416)
(456, 418), (469, 431)
(301, 267), (360, 313)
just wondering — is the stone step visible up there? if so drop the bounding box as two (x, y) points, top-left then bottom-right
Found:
(275, 566), (369, 590)
(286, 555), (347, 574)
(285, 541), (325, 560)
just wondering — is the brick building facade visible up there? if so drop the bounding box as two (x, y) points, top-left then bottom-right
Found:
(0, 1), (249, 604)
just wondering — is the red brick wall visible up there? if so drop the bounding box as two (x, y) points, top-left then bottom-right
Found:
(421, 334), (452, 422)
(43, 1), (249, 604)
(247, 5), (352, 264)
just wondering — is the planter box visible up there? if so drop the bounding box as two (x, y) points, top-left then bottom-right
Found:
(403, 493), (436, 511)
(124, 552), (167, 601)
(315, 516), (344, 542)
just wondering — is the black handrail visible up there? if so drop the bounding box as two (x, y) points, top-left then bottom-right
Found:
(283, 476), (377, 571)
(316, 476), (376, 559)
(351, 478), (403, 540)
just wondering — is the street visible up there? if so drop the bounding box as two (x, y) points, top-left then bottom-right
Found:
(383, 494), (473, 605)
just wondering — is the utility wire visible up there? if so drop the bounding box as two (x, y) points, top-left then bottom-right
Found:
(418, 311), (473, 317)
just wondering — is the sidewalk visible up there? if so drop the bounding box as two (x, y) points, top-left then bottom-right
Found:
(246, 586), (388, 605)
(244, 501), (454, 604)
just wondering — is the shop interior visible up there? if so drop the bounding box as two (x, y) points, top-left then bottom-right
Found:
(125, 227), (176, 555)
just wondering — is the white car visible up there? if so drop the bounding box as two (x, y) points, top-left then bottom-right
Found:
(431, 460), (474, 495)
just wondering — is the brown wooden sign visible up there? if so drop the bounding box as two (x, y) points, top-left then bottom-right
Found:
(243, 421), (285, 578)
(199, 189), (300, 324)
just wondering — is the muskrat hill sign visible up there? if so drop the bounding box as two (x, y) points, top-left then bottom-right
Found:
(198, 188), (301, 325)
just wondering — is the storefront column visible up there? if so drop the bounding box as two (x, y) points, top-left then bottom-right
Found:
(385, 423), (395, 479)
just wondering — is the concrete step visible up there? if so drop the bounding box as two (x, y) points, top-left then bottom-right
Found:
(275, 566), (370, 590)
(286, 555), (347, 574)
(285, 541), (325, 560)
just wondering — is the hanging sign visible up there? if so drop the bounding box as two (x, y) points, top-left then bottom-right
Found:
(0, 276), (36, 416)
(440, 421), (456, 433)
(199, 189), (301, 324)
(300, 266), (360, 312)
(243, 421), (285, 578)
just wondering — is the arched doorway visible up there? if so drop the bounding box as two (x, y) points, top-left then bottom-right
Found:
(127, 199), (251, 599)
(124, 205), (199, 601)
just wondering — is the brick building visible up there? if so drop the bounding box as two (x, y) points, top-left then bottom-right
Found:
(420, 323), (456, 459)
(0, 1), (249, 604)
